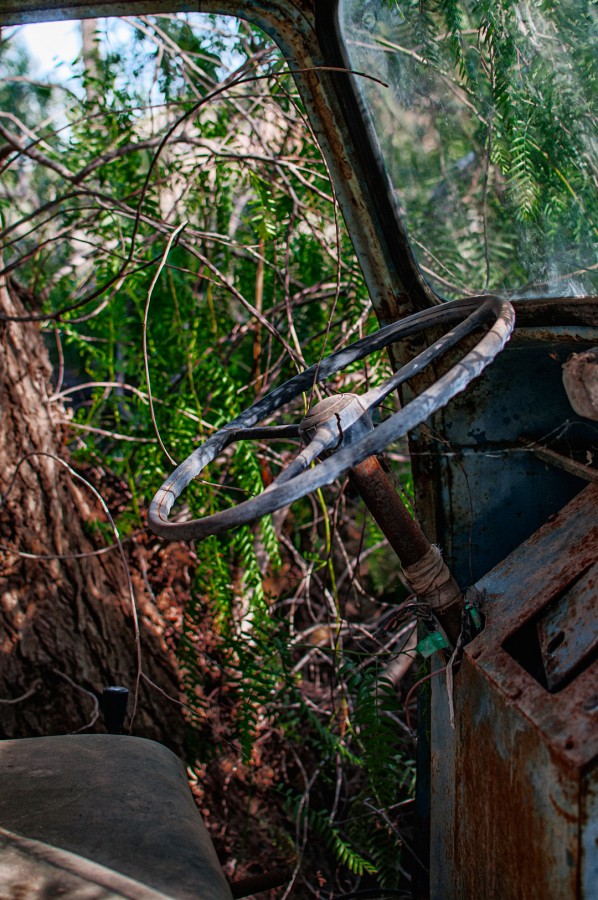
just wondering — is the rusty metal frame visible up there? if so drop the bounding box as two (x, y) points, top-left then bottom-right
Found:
(432, 483), (598, 899)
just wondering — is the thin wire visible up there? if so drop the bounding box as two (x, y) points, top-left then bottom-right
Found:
(53, 669), (100, 733)
(143, 221), (188, 466)
(404, 665), (447, 735)
(0, 682), (40, 705)
(0, 542), (121, 561)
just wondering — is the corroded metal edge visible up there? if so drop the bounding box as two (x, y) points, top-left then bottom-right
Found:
(430, 483), (598, 899)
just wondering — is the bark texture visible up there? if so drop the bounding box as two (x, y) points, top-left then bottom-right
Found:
(0, 277), (185, 750)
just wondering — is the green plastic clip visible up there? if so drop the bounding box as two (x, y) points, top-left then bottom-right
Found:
(416, 630), (450, 658)
(465, 603), (483, 633)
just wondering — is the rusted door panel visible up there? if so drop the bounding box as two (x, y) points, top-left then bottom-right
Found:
(431, 484), (598, 899)
(582, 770), (598, 899)
(455, 660), (580, 900)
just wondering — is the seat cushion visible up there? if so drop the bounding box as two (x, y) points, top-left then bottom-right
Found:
(0, 826), (172, 898)
(0, 735), (232, 900)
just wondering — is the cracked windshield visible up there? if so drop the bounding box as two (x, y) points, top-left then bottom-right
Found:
(339, 0), (597, 299)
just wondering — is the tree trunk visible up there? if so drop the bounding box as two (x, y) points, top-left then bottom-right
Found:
(81, 19), (101, 107)
(0, 276), (185, 751)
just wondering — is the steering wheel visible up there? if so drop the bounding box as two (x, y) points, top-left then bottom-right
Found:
(149, 297), (515, 542)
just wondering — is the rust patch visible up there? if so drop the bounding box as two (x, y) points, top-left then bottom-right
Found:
(445, 484), (598, 898)
(454, 660), (579, 900)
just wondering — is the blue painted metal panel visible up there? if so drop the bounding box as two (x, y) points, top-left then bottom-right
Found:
(413, 327), (598, 587)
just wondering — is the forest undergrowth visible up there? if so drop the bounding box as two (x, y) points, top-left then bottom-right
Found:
(67, 451), (420, 898)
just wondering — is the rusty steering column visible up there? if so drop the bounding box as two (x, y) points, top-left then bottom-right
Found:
(299, 393), (463, 646)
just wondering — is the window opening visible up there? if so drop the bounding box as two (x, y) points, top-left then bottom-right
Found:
(339, 0), (597, 300)
(504, 560), (598, 692)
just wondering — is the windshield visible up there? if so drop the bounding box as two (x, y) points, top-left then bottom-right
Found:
(339, 0), (597, 300)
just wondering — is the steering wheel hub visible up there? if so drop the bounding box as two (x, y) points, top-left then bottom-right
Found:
(299, 393), (374, 451)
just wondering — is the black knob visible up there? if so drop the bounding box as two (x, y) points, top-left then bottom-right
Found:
(103, 685), (129, 733)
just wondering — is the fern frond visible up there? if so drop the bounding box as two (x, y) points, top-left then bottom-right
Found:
(508, 128), (541, 220)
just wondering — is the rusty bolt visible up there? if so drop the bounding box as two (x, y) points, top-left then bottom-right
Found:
(562, 346), (598, 421)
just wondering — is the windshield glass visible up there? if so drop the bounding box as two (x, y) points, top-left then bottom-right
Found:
(339, 0), (597, 299)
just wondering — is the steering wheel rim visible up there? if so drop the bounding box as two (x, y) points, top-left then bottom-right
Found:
(149, 297), (515, 541)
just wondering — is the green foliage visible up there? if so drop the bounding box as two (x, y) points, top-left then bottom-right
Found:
(288, 795), (378, 876)
(345, 662), (412, 808)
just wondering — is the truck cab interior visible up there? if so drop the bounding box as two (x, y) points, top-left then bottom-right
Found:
(0, 1), (596, 897)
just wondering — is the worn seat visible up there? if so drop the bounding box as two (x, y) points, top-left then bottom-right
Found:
(0, 734), (233, 899)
